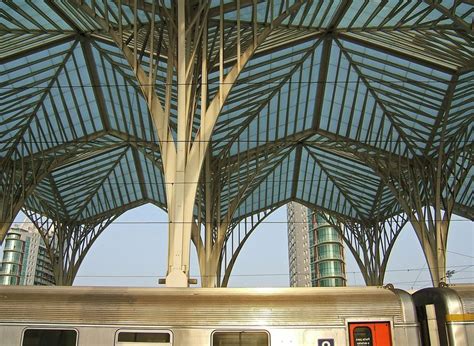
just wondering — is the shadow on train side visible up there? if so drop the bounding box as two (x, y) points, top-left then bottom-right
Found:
(0, 284), (472, 345)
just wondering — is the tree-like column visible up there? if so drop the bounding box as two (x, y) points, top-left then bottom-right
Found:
(322, 213), (407, 286)
(24, 209), (117, 285)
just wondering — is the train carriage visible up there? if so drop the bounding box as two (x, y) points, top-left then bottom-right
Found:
(413, 284), (474, 346)
(0, 286), (420, 346)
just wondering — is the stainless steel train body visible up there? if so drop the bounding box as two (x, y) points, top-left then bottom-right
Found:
(413, 285), (474, 346)
(0, 286), (419, 346)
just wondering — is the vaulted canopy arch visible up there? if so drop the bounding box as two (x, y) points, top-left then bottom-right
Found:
(1, 1), (472, 287)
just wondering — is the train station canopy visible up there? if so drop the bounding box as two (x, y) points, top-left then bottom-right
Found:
(1, 0), (473, 230)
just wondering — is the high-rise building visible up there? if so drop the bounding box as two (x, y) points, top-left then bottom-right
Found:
(0, 219), (55, 286)
(309, 211), (346, 287)
(287, 202), (346, 287)
(287, 203), (312, 287)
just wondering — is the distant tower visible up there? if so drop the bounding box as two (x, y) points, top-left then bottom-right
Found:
(287, 203), (311, 286)
(287, 202), (346, 287)
(309, 211), (346, 287)
(0, 219), (55, 286)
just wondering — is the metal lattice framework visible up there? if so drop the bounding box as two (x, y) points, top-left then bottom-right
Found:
(0, 1), (472, 287)
(321, 212), (408, 286)
(23, 208), (119, 285)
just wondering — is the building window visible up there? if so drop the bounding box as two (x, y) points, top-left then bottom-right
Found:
(22, 329), (77, 346)
(212, 331), (269, 346)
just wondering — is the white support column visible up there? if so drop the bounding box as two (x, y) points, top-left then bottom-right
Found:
(0, 211), (13, 243)
(166, 0), (192, 287)
(72, 0), (307, 287)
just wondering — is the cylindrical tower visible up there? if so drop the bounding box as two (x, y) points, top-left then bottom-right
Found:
(0, 220), (55, 286)
(310, 212), (346, 287)
(0, 231), (25, 285)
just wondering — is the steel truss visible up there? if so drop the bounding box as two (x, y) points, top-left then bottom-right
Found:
(218, 207), (277, 287)
(372, 141), (472, 285)
(23, 209), (118, 285)
(322, 213), (408, 286)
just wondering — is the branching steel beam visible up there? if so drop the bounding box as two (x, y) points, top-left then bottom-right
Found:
(81, 38), (112, 132)
(305, 149), (368, 221)
(219, 207), (277, 287)
(24, 209), (119, 285)
(322, 213), (408, 286)
(46, 0), (83, 32)
(0, 156), (72, 243)
(423, 0), (473, 36)
(0, 34), (76, 64)
(3, 39), (79, 162)
(338, 32), (459, 74)
(196, 148), (294, 287)
(335, 38), (420, 158)
(424, 72), (459, 155)
(369, 143), (472, 286)
(73, 148), (129, 219)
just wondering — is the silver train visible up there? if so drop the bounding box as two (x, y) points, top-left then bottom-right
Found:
(0, 285), (472, 345)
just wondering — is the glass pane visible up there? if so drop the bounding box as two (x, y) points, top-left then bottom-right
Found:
(22, 329), (77, 346)
(213, 331), (268, 346)
(353, 327), (373, 346)
(118, 332), (170, 343)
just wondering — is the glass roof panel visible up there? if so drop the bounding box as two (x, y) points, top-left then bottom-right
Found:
(92, 40), (157, 143)
(339, 1), (450, 29)
(341, 30), (471, 71)
(455, 165), (473, 211)
(216, 38), (322, 157)
(140, 150), (166, 205)
(0, 1), (73, 31)
(0, 33), (74, 62)
(338, 38), (452, 152)
(320, 40), (408, 156)
(219, 147), (291, 218)
(444, 0), (474, 26)
(51, 1), (102, 32)
(446, 71), (474, 140)
(295, 147), (359, 219)
(23, 146), (128, 219)
(1, 1), (471, 227)
(79, 147), (144, 219)
(0, 40), (78, 157)
(305, 145), (382, 216)
(233, 148), (295, 220)
(55, 149), (128, 214)
(23, 42), (103, 155)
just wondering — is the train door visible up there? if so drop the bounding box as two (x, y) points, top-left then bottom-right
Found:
(348, 322), (392, 346)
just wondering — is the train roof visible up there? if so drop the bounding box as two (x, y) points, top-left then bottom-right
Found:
(0, 286), (416, 327)
(413, 284), (474, 317)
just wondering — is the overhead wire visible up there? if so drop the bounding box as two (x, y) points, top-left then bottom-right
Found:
(10, 264), (474, 279)
(1, 79), (469, 90)
(2, 219), (473, 224)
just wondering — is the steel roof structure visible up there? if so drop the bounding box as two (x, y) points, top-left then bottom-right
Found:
(0, 1), (472, 287)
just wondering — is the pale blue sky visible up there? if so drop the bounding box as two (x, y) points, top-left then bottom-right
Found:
(2, 204), (473, 289)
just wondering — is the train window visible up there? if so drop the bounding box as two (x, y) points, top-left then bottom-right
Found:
(349, 322), (392, 346)
(212, 331), (269, 346)
(116, 331), (172, 345)
(353, 327), (373, 346)
(22, 329), (77, 346)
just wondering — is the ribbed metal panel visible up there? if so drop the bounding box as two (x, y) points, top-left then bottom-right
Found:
(0, 287), (406, 326)
(452, 285), (474, 314)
